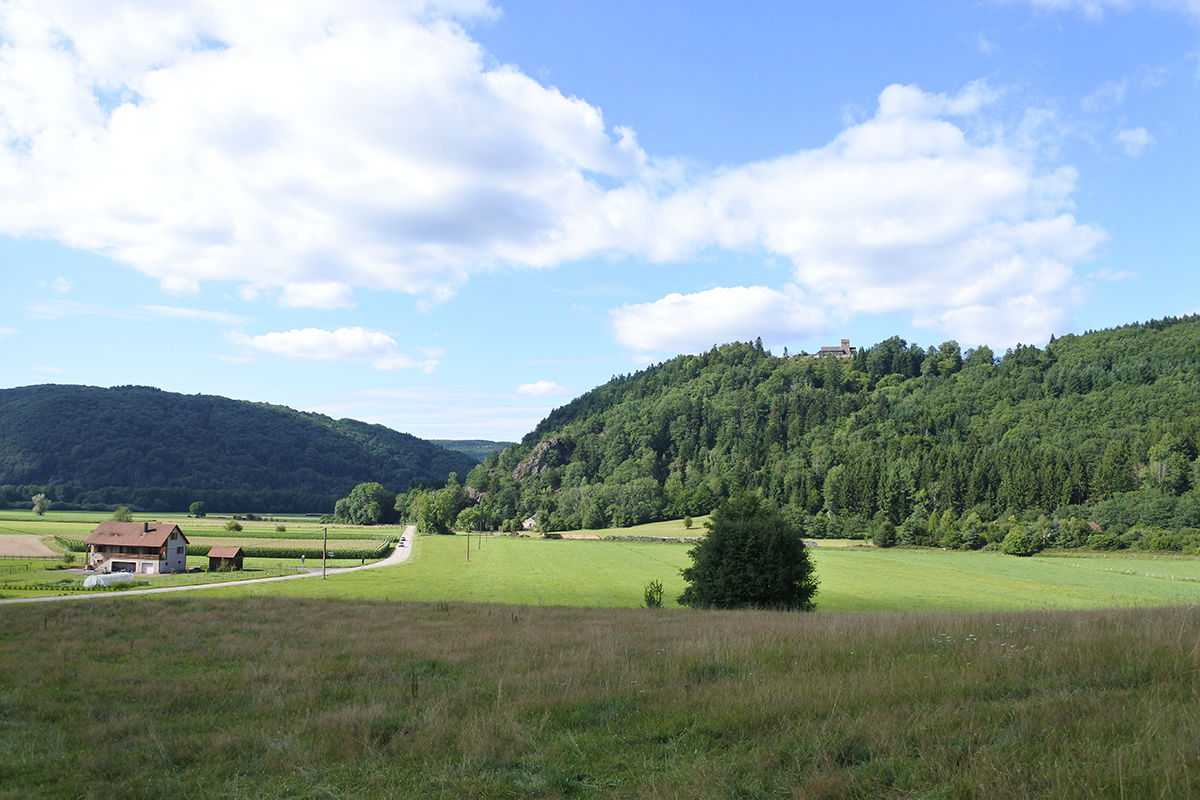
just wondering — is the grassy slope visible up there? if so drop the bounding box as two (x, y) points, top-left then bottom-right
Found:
(2, 598), (1198, 799)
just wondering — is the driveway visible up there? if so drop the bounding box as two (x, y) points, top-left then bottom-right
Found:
(0, 525), (417, 606)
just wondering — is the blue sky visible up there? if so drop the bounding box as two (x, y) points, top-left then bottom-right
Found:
(1, 0), (1197, 441)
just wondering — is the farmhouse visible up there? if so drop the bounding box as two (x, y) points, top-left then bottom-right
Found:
(206, 545), (244, 571)
(85, 521), (188, 575)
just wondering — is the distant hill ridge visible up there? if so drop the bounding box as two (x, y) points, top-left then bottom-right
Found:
(430, 439), (516, 463)
(0, 384), (477, 512)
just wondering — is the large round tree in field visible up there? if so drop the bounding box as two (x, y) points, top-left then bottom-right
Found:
(678, 492), (817, 610)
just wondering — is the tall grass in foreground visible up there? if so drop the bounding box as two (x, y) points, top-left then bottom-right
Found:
(2, 598), (1198, 798)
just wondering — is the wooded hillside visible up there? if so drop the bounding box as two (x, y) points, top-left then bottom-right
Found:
(454, 316), (1200, 547)
(0, 384), (476, 512)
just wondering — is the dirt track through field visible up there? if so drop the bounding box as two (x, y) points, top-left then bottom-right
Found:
(0, 535), (58, 557)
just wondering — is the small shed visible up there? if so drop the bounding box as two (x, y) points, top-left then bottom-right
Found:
(207, 545), (244, 571)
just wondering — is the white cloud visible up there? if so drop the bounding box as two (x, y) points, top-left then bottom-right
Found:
(612, 286), (827, 354)
(52, 276), (72, 293)
(1115, 126), (1154, 156)
(232, 326), (438, 371)
(610, 83), (1103, 349)
(0, 326), (18, 338)
(976, 34), (1000, 56)
(0, 5), (1102, 348)
(278, 281), (355, 309)
(516, 380), (566, 396)
(0, 0), (648, 302)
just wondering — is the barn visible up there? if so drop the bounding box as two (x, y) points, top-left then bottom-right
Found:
(206, 545), (244, 571)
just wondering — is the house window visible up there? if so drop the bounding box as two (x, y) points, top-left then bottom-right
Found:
(177, 546), (184, 554)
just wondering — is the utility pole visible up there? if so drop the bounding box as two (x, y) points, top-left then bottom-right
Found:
(465, 529), (470, 563)
(322, 526), (327, 579)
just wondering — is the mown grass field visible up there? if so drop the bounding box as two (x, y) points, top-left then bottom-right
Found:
(2, 597), (1198, 799)
(216, 532), (1200, 612)
(5, 510), (1200, 611)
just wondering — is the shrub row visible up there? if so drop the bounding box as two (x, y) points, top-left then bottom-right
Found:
(186, 543), (391, 560)
(184, 529), (393, 541)
(603, 535), (702, 544)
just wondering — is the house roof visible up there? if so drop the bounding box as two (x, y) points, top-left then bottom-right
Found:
(85, 522), (188, 548)
(206, 546), (243, 559)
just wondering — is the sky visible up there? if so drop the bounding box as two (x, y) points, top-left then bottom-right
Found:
(1, 0), (1198, 442)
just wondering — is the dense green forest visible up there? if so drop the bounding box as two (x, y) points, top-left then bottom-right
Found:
(414, 316), (1200, 553)
(0, 385), (476, 512)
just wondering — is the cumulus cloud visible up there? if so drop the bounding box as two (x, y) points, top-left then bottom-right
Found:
(233, 326), (438, 371)
(0, 0), (648, 302)
(1116, 126), (1154, 156)
(612, 83), (1104, 350)
(612, 286), (827, 354)
(516, 380), (566, 396)
(0, 4), (1102, 348)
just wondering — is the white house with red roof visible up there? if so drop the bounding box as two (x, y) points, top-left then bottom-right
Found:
(85, 522), (189, 574)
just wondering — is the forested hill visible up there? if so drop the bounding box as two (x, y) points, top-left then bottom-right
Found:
(0, 384), (476, 512)
(457, 316), (1200, 541)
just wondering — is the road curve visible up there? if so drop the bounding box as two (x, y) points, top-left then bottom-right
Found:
(0, 525), (417, 606)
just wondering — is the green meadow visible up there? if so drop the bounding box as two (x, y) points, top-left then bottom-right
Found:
(5, 516), (1200, 797)
(4, 507), (1200, 610)
(213, 532), (1200, 611)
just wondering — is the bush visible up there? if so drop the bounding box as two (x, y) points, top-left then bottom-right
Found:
(1001, 529), (1041, 557)
(679, 492), (817, 611)
(275, 524), (287, 533)
(225, 520), (243, 532)
(1087, 533), (1124, 551)
(643, 579), (664, 608)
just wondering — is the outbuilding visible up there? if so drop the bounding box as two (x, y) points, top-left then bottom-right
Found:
(206, 545), (244, 571)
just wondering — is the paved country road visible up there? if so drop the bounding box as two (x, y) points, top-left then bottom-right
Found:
(0, 525), (417, 606)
